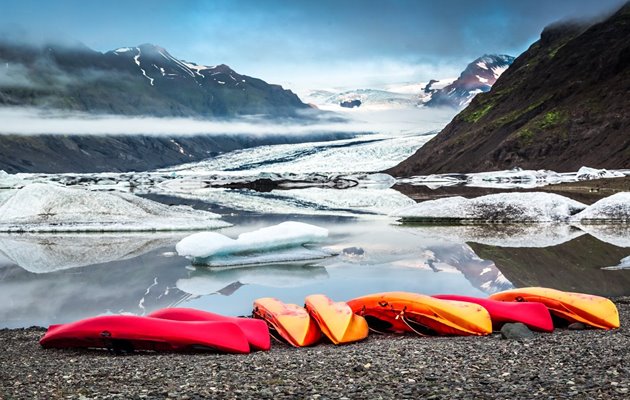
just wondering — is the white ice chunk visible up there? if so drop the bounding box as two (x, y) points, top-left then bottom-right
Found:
(576, 166), (625, 181)
(176, 221), (329, 260)
(602, 255), (630, 270)
(572, 192), (630, 223)
(0, 183), (229, 232)
(393, 192), (587, 223)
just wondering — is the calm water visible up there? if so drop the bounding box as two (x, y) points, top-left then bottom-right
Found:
(1, 216), (629, 329)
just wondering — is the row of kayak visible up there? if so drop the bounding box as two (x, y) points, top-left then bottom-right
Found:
(40, 287), (620, 354)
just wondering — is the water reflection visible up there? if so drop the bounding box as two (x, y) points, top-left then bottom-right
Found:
(0, 219), (629, 329)
(176, 263), (329, 296)
(0, 233), (189, 273)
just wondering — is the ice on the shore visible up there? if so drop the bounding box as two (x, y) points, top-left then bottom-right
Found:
(571, 192), (630, 223)
(0, 233), (187, 273)
(576, 167), (625, 181)
(176, 221), (330, 265)
(393, 192), (587, 223)
(176, 264), (329, 295)
(0, 183), (230, 232)
(601, 255), (630, 271)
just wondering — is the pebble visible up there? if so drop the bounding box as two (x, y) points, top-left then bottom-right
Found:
(0, 298), (628, 399)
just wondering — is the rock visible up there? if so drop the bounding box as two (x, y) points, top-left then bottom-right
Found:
(500, 323), (535, 340)
(342, 247), (365, 256)
(568, 322), (587, 330)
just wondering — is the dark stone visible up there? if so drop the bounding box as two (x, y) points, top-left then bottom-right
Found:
(340, 99), (361, 108)
(500, 323), (535, 340)
(342, 247), (365, 256)
(568, 322), (587, 330)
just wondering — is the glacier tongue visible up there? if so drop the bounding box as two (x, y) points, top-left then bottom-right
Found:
(0, 183), (230, 232)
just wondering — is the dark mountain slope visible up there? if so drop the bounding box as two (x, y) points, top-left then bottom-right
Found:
(0, 43), (308, 117)
(388, 3), (630, 176)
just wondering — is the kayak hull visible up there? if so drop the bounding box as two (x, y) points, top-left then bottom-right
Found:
(433, 294), (554, 332)
(148, 308), (270, 351)
(489, 287), (620, 330)
(253, 297), (321, 347)
(305, 294), (368, 344)
(347, 292), (492, 336)
(40, 315), (251, 353)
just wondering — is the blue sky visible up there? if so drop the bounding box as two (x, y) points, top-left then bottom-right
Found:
(0, 0), (625, 91)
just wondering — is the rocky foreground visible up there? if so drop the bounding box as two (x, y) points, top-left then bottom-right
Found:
(1, 299), (629, 399)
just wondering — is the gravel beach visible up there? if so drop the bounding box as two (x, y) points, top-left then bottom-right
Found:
(1, 298), (629, 400)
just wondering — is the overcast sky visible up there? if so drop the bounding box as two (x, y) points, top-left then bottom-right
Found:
(1, 0), (625, 92)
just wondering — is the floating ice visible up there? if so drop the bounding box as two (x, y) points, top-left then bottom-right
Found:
(392, 192), (587, 223)
(602, 256), (630, 271)
(576, 167), (625, 181)
(176, 221), (330, 265)
(0, 183), (230, 232)
(398, 167), (629, 189)
(571, 192), (630, 223)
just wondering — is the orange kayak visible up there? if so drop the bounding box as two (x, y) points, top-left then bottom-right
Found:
(304, 294), (368, 345)
(253, 297), (321, 347)
(347, 292), (492, 336)
(490, 287), (619, 330)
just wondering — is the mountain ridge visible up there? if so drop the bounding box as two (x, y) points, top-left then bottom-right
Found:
(0, 41), (308, 118)
(387, 3), (630, 176)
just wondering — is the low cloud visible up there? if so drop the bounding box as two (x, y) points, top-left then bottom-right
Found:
(0, 106), (457, 137)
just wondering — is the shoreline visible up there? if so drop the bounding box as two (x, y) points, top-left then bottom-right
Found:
(1, 298), (628, 399)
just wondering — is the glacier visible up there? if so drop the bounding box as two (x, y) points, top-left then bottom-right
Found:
(0, 183), (230, 232)
(392, 192), (587, 223)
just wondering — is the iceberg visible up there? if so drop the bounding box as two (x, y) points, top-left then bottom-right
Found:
(571, 192), (630, 223)
(176, 221), (331, 266)
(392, 192), (587, 223)
(0, 183), (230, 232)
(601, 256), (630, 271)
(576, 167), (625, 181)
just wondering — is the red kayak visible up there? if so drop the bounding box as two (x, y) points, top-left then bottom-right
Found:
(433, 294), (554, 332)
(40, 315), (250, 354)
(148, 308), (271, 351)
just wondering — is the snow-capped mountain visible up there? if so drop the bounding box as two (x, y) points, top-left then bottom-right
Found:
(423, 54), (515, 109)
(303, 54), (513, 111)
(0, 42), (307, 117)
